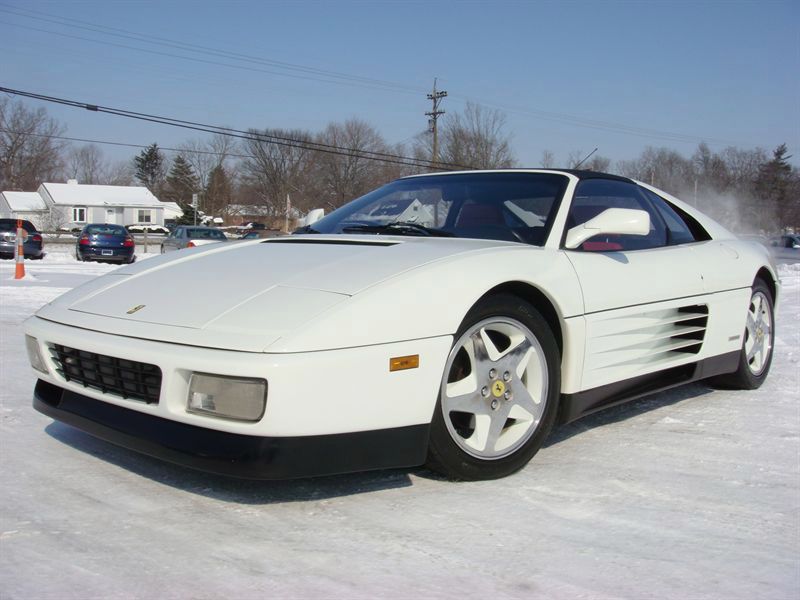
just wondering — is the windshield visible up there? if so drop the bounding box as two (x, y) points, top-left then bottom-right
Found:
(308, 172), (569, 245)
(0, 219), (36, 233)
(187, 228), (226, 240)
(86, 224), (127, 235)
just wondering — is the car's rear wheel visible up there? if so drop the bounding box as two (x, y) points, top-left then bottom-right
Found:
(710, 279), (774, 389)
(427, 294), (560, 480)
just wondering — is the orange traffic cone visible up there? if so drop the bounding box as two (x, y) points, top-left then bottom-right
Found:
(14, 219), (25, 280)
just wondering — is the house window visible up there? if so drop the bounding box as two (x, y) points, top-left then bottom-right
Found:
(137, 210), (153, 223)
(72, 207), (87, 222)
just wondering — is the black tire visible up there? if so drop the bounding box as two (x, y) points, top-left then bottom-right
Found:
(426, 294), (560, 480)
(709, 279), (775, 390)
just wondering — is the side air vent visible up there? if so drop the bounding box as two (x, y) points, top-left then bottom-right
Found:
(587, 304), (710, 373)
(670, 305), (709, 355)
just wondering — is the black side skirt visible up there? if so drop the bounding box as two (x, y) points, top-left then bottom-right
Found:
(558, 350), (740, 424)
(33, 380), (430, 480)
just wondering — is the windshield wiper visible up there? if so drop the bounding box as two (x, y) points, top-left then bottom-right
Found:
(293, 225), (320, 234)
(341, 221), (453, 237)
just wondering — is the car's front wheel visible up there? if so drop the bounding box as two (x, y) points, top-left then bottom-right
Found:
(427, 294), (560, 480)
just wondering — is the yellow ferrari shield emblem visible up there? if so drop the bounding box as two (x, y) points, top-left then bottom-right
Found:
(492, 380), (505, 398)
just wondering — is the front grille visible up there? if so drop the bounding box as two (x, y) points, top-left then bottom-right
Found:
(49, 344), (162, 404)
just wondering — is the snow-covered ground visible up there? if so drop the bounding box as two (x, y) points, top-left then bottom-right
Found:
(1, 249), (798, 599)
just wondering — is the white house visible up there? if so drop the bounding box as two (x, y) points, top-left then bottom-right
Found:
(37, 181), (168, 230)
(161, 201), (184, 223)
(0, 191), (49, 229)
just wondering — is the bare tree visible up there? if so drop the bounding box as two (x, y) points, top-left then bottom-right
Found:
(415, 102), (516, 170)
(582, 155), (611, 172)
(617, 146), (694, 193)
(179, 132), (236, 191)
(104, 160), (135, 186)
(566, 149), (585, 169)
(540, 150), (555, 168)
(66, 144), (106, 184)
(240, 128), (314, 216)
(43, 206), (70, 231)
(0, 98), (65, 190)
(692, 142), (729, 190)
(312, 119), (392, 209)
(720, 146), (767, 192)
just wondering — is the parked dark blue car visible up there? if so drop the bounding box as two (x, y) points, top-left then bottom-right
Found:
(76, 224), (136, 263)
(0, 218), (44, 259)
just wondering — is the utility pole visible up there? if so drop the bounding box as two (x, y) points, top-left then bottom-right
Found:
(426, 78), (447, 168)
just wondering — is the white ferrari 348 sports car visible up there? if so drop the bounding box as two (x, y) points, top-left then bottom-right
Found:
(25, 170), (779, 480)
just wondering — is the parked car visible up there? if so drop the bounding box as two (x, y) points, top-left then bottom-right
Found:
(25, 170), (778, 481)
(160, 225), (229, 252)
(0, 218), (44, 259)
(76, 223), (136, 263)
(126, 224), (170, 235)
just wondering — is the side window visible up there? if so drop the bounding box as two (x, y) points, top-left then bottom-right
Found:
(566, 179), (667, 252)
(642, 189), (703, 245)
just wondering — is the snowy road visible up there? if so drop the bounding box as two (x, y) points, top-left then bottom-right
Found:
(1, 250), (798, 599)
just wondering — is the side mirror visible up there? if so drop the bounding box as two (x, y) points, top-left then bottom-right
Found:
(565, 208), (650, 250)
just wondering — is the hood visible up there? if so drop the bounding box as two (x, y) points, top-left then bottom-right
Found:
(35, 235), (514, 352)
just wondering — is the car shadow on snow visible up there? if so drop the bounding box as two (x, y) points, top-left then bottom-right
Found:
(44, 422), (416, 504)
(44, 381), (715, 501)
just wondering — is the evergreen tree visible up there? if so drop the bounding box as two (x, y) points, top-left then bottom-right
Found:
(133, 143), (167, 195)
(756, 144), (797, 229)
(165, 154), (199, 203)
(165, 154), (200, 224)
(204, 164), (232, 218)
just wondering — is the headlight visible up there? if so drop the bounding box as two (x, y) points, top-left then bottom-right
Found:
(187, 373), (267, 422)
(25, 335), (48, 374)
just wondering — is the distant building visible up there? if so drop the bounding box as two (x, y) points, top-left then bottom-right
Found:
(0, 191), (49, 229)
(0, 180), (182, 230)
(38, 180), (169, 230)
(162, 201), (184, 224)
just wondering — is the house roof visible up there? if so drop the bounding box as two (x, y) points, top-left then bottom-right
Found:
(39, 183), (162, 207)
(162, 201), (184, 218)
(1, 191), (48, 211)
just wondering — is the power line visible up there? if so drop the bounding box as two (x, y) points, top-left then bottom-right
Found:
(0, 5), (427, 96)
(0, 86), (472, 170)
(0, 2), (746, 146)
(0, 128), (257, 159)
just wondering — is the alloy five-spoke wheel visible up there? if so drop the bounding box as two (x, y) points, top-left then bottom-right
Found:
(710, 279), (775, 390)
(744, 290), (772, 376)
(427, 294), (560, 480)
(441, 317), (548, 460)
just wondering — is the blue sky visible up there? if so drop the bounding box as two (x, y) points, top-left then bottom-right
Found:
(2, 0), (798, 167)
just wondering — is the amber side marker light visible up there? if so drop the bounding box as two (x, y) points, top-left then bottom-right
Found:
(390, 354), (420, 372)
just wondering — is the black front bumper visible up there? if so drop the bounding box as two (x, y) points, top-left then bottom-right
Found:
(34, 380), (430, 480)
